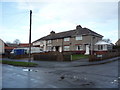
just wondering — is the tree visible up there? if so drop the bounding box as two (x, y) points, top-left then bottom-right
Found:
(13, 39), (20, 44)
(103, 39), (111, 43)
(6, 41), (11, 44)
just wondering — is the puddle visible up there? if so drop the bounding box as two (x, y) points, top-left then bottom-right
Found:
(110, 79), (118, 84)
(23, 69), (39, 72)
(114, 80), (117, 82)
(111, 82), (114, 84)
(23, 69), (33, 72)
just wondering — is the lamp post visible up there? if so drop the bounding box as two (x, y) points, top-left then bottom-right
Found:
(28, 10), (32, 65)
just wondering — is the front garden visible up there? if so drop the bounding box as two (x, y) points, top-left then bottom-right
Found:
(71, 54), (89, 60)
(0, 60), (38, 67)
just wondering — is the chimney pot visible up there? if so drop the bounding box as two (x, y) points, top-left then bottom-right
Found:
(76, 25), (82, 29)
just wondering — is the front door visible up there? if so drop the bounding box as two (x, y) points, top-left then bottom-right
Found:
(55, 46), (59, 52)
(85, 45), (89, 55)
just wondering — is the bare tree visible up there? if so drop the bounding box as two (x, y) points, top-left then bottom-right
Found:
(103, 39), (111, 43)
(13, 39), (20, 44)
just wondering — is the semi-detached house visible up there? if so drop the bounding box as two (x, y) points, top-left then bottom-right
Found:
(32, 25), (110, 55)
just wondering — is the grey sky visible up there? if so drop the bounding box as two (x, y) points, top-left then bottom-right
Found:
(0, 0), (119, 44)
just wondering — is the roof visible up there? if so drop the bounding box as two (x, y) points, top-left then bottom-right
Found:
(0, 39), (4, 43)
(95, 40), (111, 45)
(115, 39), (120, 45)
(19, 43), (30, 47)
(5, 43), (18, 47)
(5, 43), (30, 47)
(5, 43), (30, 50)
(33, 25), (103, 43)
(5, 46), (15, 50)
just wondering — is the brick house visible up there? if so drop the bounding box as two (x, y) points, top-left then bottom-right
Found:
(33, 25), (105, 55)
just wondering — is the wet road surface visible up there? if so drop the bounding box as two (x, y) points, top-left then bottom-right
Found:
(2, 60), (119, 88)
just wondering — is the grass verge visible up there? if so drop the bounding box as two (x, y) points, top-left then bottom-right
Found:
(0, 60), (38, 67)
(72, 54), (89, 60)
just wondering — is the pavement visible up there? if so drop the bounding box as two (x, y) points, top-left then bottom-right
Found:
(1, 56), (120, 68)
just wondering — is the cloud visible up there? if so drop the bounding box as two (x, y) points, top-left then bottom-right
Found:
(1, 1), (118, 44)
(3, 0), (119, 2)
(0, 26), (29, 43)
(17, 1), (49, 11)
(31, 2), (118, 25)
(20, 1), (118, 44)
(32, 21), (76, 41)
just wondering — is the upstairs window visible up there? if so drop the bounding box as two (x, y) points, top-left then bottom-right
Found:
(76, 36), (82, 40)
(64, 46), (70, 51)
(64, 37), (70, 41)
(47, 40), (51, 44)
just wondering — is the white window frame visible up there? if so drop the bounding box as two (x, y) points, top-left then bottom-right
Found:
(64, 46), (70, 51)
(75, 36), (82, 40)
(47, 40), (51, 44)
(64, 37), (70, 41)
(98, 45), (103, 50)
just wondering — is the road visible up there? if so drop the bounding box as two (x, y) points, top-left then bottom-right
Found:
(2, 60), (119, 88)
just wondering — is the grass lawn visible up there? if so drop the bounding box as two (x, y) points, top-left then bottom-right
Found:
(0, 60), (38, 67)
(72, 54), (89, 60)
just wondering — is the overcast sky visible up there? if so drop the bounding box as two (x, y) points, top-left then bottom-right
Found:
(0, 0), (119, 44)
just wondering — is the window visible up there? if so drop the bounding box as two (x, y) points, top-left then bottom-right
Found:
(76, 45), (82, 50)
(64, 46), (70, 51)
(47, 40), (51, 44)
(47, 46), (52, 51)
(64, 37), (70, 41)
(40, 41), (43, 44)
(98, 45), (103, 50)
(76, 36), (82, 40)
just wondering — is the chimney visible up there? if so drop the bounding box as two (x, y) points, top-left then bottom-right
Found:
(50, 31), (55, 35)
(76, 25), (82, 35)
(76, 25), (82, 29)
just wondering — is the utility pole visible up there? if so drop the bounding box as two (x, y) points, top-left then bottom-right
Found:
(29, 10), (32, 64)
(91, 35), (93, 55)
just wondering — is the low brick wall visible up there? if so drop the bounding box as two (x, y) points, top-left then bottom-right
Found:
(33, 51), (71, 61)
(9, 54), (29, 59)
(63, 51), (85, 55)
(34, 54), (57, 61)
(89, 51), (120, 62)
